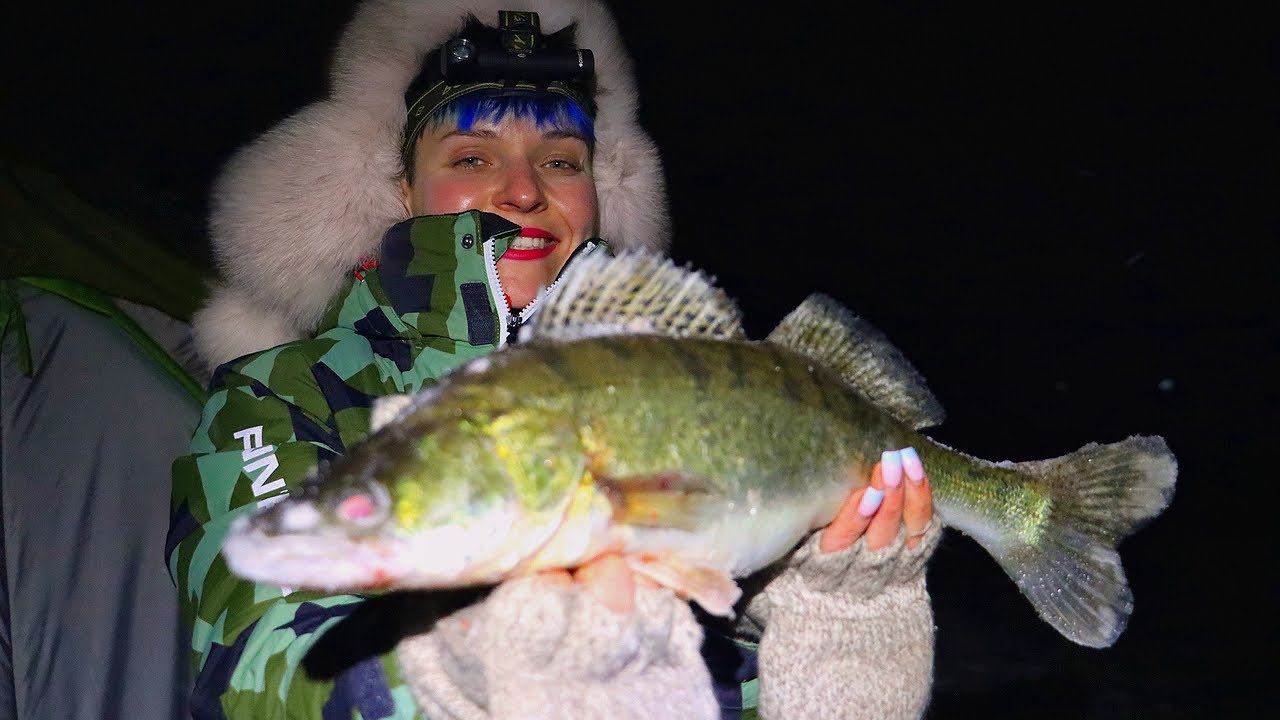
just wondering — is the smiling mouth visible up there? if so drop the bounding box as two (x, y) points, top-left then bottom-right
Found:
(511, 236), (555, 250)
(503, 228), (561, 261)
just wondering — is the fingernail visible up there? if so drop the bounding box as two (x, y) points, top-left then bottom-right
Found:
(901, 447), (925, 484)
(881, 450), (902, 488)
(857, 487), (885, 517)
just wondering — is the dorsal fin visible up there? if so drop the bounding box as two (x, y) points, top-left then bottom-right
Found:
(767, 294), (945, 429)
(530, 251), (746, 342)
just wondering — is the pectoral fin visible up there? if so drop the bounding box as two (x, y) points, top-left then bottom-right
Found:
(599, 471), (723, 531)
(626, 555), (742, 617)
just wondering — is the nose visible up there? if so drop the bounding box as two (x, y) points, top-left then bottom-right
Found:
(492, 159), (547, 215)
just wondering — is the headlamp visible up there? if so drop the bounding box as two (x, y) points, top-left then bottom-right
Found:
(401, 11), (596, 157)
(440, 11), (594, 87)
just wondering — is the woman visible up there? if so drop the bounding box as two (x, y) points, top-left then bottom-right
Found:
(171, 2), (940, 718)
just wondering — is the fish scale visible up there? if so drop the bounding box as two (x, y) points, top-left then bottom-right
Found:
(489, 336), (893, 504)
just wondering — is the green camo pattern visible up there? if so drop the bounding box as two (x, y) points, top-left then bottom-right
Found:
(170, 212), (514, 718)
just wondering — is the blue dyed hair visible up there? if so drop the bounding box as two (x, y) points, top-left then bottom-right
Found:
(401, 90), (595, 182)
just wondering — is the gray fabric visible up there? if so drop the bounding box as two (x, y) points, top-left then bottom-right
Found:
(1, 493), (16, 720)
(1, 287), (197, 720)
(751, 521), (943, 720)
(115, 298), (211, 388)
(397, 577), (719, 720)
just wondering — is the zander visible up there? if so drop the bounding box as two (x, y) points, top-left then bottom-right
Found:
(223, 252), (1176, 648)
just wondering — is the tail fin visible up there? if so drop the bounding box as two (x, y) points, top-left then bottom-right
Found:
(980, 435), (1176, 647)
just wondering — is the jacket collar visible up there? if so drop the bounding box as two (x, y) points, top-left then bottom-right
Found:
(318, 211), (518, 347)
(318, 210), (607, 348)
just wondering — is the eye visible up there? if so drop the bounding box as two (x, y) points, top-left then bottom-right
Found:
(334, 479), (392, 531)
(543, 158), (582, 172)
(452, 155), (487, 169)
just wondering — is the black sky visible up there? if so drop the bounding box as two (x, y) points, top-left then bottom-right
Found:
(2, 2), (1275, 715)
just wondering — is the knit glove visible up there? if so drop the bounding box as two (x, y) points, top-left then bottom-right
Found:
(396, 575), (719, 720)
(746, 517), (943, 720)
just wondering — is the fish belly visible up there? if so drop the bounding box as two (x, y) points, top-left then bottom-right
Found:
(616, 495), (847, 577)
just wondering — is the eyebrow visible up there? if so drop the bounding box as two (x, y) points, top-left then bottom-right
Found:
(438, 128), (588, 143)
(438, 129), (500, 141)
(542, 129), (590, 143)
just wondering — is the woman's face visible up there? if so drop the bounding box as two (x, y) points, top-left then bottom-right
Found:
(400, 114), (598, 310)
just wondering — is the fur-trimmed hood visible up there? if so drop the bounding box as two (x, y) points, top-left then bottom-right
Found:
(193, 0), (668, 370)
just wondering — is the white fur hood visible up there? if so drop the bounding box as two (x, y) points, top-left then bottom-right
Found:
(193, 0), (669, 370)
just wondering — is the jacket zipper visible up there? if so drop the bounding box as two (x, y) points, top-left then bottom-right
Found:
(482, 238), (604, 347)
(481, 240), (512, 347)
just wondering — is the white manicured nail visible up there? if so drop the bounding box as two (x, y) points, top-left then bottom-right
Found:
(901, 447), (925, 484)
(881, 450), (903, 488)
(857, 487), (885, 517)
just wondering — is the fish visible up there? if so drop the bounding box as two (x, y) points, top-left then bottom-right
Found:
(223, 252), (1177, 648)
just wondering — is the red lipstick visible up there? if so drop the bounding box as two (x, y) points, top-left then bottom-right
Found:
(502, 227), (560, 261)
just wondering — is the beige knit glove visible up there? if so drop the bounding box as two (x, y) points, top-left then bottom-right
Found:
(395, 575), (719, 720)
(747, 517), (943, 720)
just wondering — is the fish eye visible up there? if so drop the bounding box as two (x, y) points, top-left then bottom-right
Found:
(333, 479), (391, 531)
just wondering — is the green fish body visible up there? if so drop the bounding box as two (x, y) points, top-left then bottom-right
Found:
(224, 253), (1176, 648)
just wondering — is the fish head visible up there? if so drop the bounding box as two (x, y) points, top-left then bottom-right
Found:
(222, 397), (590, 593)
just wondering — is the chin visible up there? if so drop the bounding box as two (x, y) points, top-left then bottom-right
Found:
(499, 260), (565, 308)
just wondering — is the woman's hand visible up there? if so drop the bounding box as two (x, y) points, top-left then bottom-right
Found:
(752, 447), (940, 720)
(539, 554), (655, 614)
(819, 447), (932, 553)
(400, 562), (719, 719)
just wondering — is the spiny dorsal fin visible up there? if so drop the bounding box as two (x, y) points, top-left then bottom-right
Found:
(531, 251), (745, 342)
(767, 294), (944, 429)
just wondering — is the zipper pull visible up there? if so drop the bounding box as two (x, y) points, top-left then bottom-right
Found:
(506, 309), (524, 345)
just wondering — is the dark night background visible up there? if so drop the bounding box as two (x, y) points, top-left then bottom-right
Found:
(2, 1), (1274, 717)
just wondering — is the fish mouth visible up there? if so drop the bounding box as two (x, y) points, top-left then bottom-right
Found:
(221, 501), (540, 592)
(503, 227), (561, 261)
(223, 516), (419, 592)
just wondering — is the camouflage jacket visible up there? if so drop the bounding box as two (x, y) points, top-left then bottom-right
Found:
(168, 211), (760, 719)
